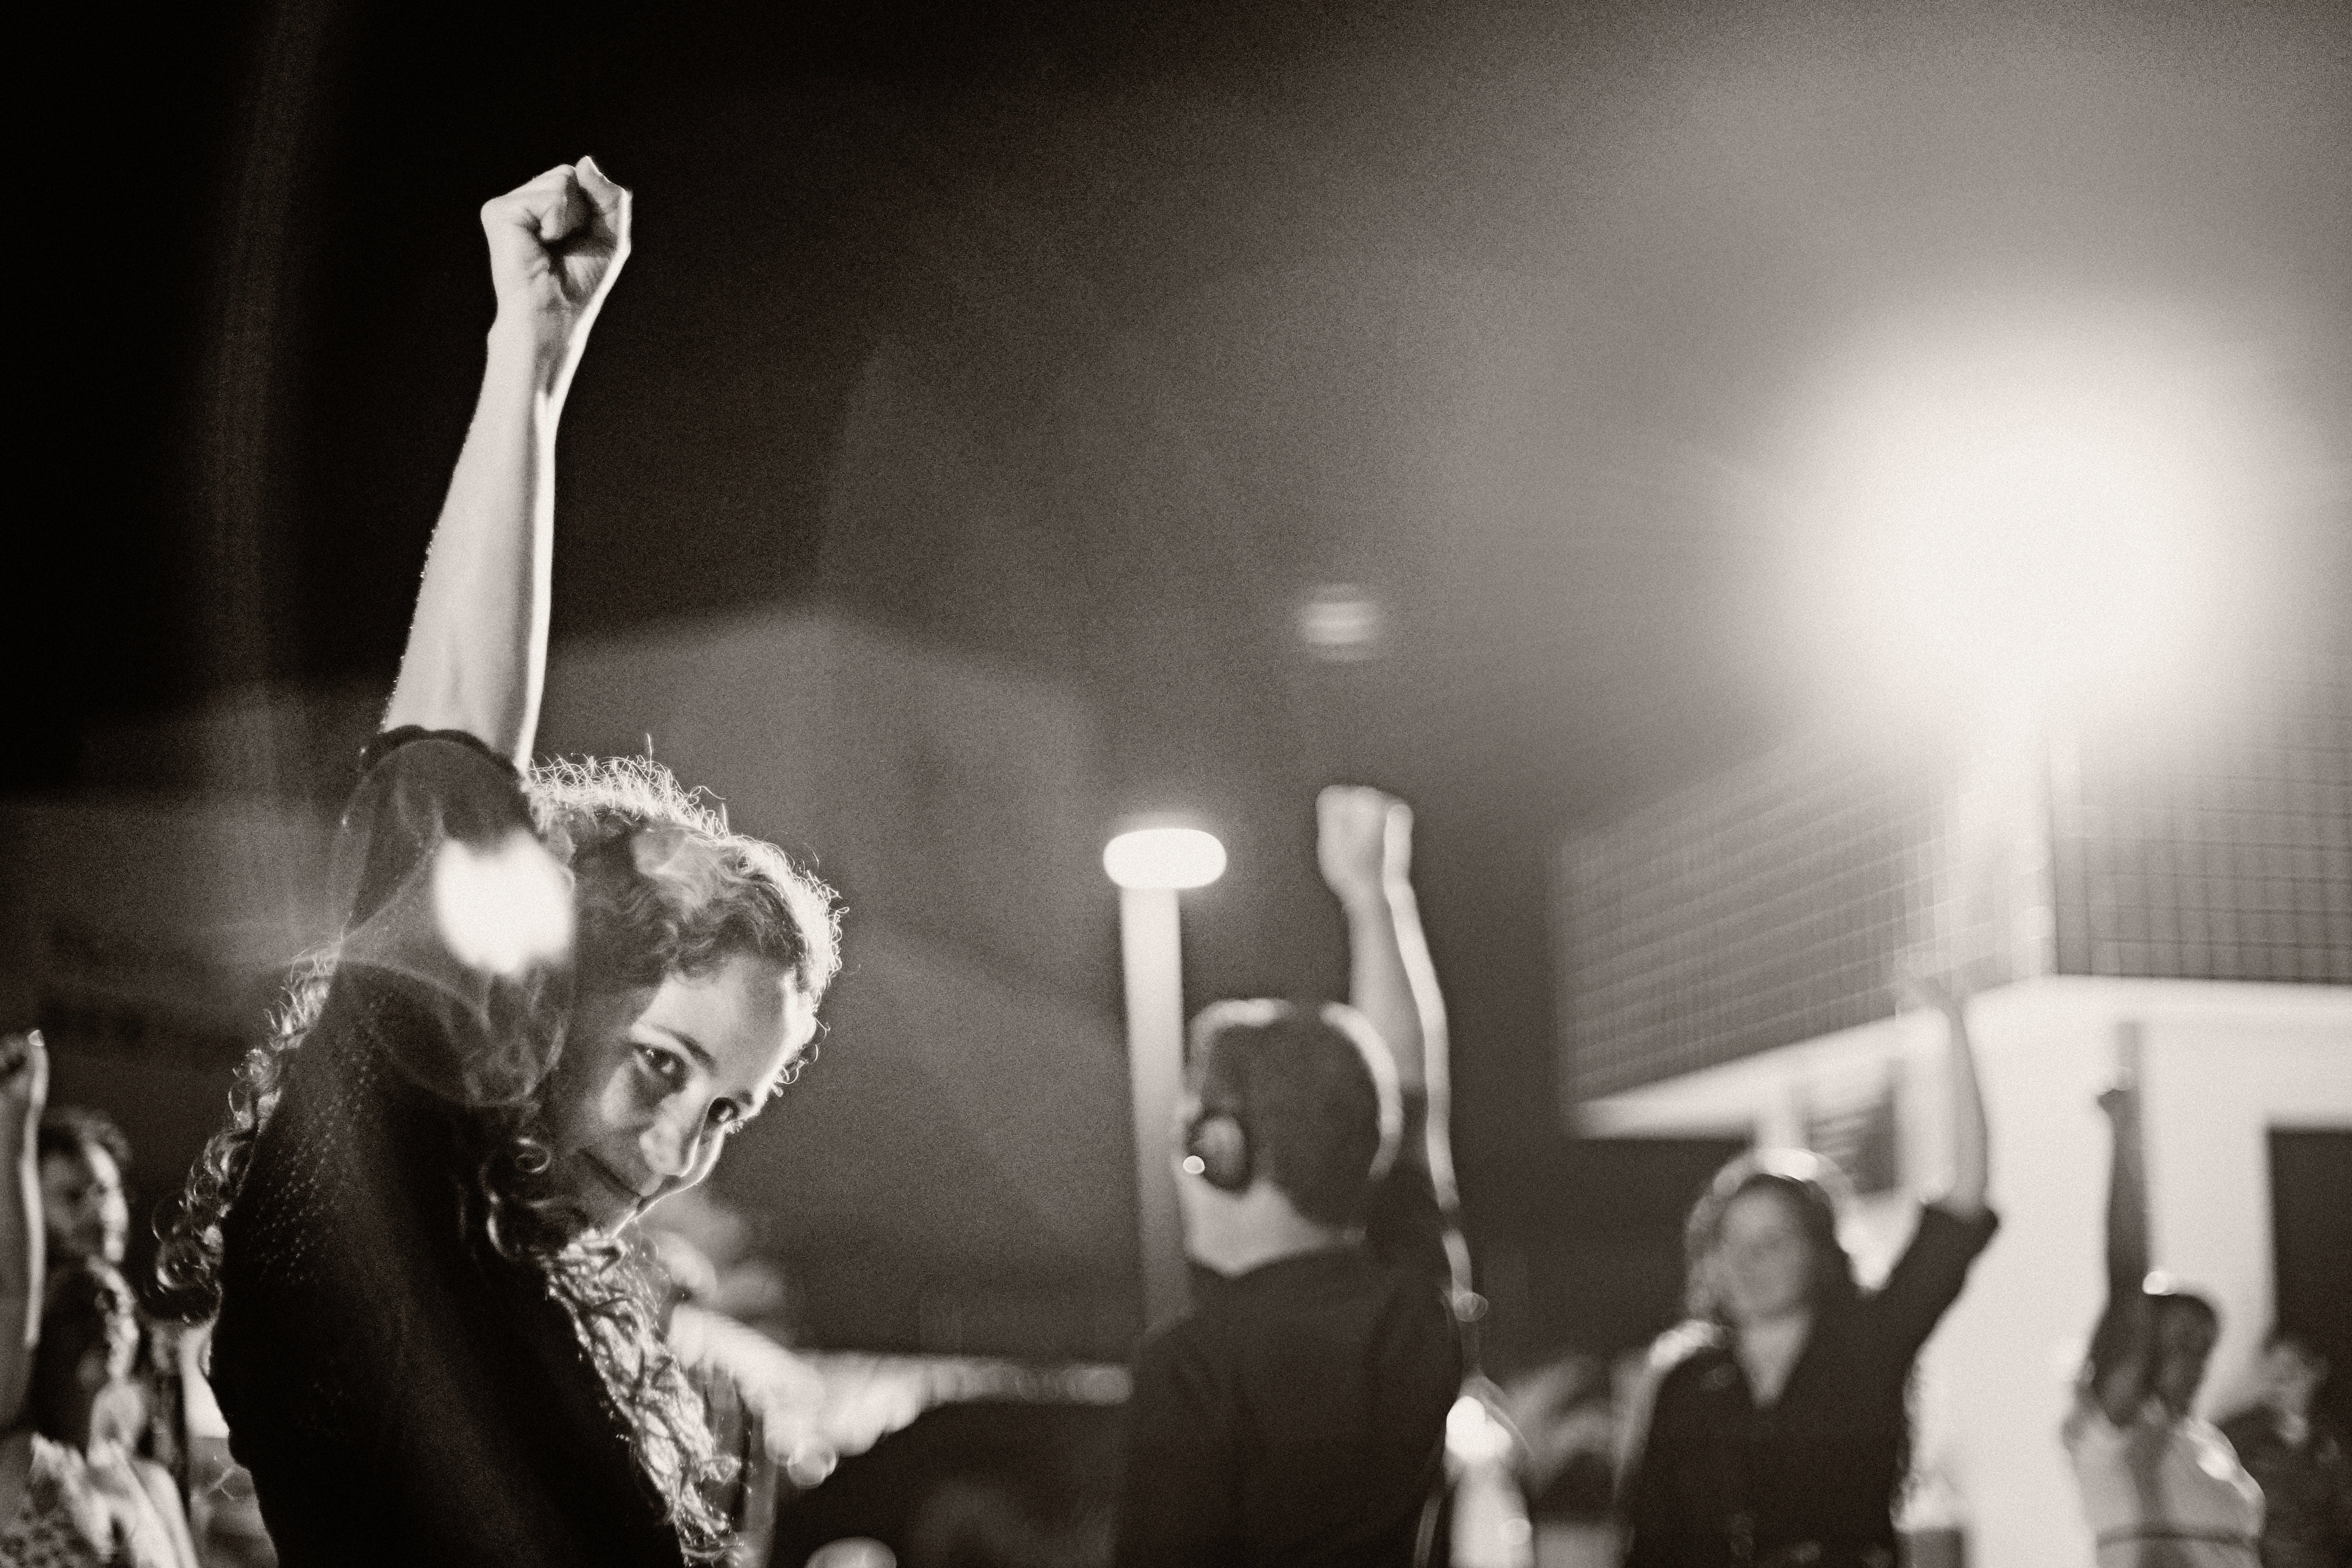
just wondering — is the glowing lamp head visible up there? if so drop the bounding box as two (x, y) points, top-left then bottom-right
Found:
(1103, 828), (1227, 891)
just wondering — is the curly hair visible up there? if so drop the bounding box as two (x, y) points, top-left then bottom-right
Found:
(163, 752), (842, 1561)
(1681, 1148), (1862, 1326)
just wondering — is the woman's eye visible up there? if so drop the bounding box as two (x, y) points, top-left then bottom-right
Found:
(634, 1045), (686, 1089)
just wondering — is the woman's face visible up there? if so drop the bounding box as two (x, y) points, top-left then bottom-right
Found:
(40, 1143), (129, 1266)
(1714, 1188), (1816, 1326)
(2152, 1303), (2220, 1415)
(544, 951), (813, 1234)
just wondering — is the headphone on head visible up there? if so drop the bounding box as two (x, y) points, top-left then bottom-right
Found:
(1179, 998), (1403, 1196)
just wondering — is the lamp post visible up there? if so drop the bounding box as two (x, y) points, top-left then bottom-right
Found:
(1103, 826), (1227, 1333)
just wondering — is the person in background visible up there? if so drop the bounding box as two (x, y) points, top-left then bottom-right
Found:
(1619, 972), (1998, 1568)
(1507, 1353), (1621, 1568)
(1113, 786), (1461, 1568)
(161, 158), (842, 1567)
(2064, 1066), (2262, 1567)
(2220, 1329), (2351, 1568)
(4, 1030), (201, 1566)
(40, 1107), (212, 1517)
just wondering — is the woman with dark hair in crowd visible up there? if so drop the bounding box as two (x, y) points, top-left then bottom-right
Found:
(4, 1031), (200, 1567)
(2064, 1065), (2261, 1566)
(2221, 1327), (2352, 1568)
(1620, 975), (2000, 1568)
(161, 160), (841, 1567)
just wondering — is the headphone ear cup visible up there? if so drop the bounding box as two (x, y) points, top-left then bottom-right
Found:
(1187, 1112), (1252, 1192)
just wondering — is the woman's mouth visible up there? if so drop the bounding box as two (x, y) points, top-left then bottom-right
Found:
(580, 1153), (653, 1210)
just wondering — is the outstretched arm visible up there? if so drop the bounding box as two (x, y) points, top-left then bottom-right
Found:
(383, 159), (632, 768)
(1900, 970), (1989, 1220)
(1, 1030), (48, 1432)
(2085, 1064), (2155, 1424)
(1317, 787), (1475, 1305)
(1317, 787), (1432, 1096)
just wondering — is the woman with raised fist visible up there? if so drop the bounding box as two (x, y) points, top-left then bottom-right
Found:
(164, 162), (841, 1568)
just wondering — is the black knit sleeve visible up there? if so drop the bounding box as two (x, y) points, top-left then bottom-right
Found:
(1869, 1204), (2000, 1364)
(327, 728), (572, 1105)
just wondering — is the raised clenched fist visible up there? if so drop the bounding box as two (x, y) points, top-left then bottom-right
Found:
(1318, 785), (1411, 909)
(480, 157), (632, 367)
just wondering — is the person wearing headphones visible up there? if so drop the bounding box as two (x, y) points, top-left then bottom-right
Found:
(1112, 787), (1462, 1568)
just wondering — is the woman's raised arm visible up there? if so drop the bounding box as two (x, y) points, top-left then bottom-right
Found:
(2085, 1070), (2156, 1423)
(1316, 786), (1475, 1305)
(1901, 970), (1989, 1220)
(0, 1030), (48, 1432)
(383, 159), (632, 768)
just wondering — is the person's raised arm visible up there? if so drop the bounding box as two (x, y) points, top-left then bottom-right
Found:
(1316, 786), (1475, 1305)
(0, 1031), (48, 1433)
(1899, 970), (1989, 1220)
(382, 159), (632, 768)
(1316, 786), (1435, 1097)
(2085, 1073), (2155, 1424)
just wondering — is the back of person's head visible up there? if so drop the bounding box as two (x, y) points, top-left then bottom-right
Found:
(1185, 999), (1401, 1228)
(528, 755), (842, 1006)
(2146, 1281), (2220, 1327)
(1682, 1149), (1862, 1323)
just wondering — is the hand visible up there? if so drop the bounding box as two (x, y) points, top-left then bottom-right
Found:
(1318, 786), (1410, 909)
(1892, 956), (1966, 1019)
(2, 1029), (47, 1142)
(480, 157), (632, 360)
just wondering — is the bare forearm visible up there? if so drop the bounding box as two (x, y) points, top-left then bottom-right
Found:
(0, 1136), (39, 1428)
(2086, 1087), (2154, 1415)
(383, 158), (631, 767)
(1343, 890), (1428, 1095)
(2104, 1095), (2150, 1296)
(1939, 1003), (1989, 1218)
(383, 324), (562, 766)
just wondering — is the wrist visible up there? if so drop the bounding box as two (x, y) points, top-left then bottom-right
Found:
(486, 311), (576, 390)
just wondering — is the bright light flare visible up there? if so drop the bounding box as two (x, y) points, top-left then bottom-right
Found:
(1445, 1392), (1515, 1465)
(432, 829), (575, 978)
(1103, 828), (1227, 890)
(1795, 305), (2302, 726)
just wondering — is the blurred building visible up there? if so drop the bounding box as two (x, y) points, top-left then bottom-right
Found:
(1558, 638), (2352, 1564)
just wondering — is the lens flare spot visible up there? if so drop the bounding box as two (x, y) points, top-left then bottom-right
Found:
(432, 830), (574, 977)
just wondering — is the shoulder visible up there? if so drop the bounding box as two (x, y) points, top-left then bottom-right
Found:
(1912, 1200), (2001, 1255)
(2065, 1390), (2164, 1454)
(360, 725), (522, 780)
(1644, 1321), (1730, 1401)
(2216, 1408), (2272, 1447)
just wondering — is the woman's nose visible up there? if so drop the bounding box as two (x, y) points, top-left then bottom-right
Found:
(640, 1104), (707, 1180)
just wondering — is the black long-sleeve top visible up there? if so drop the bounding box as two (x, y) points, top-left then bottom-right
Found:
(210, 731), (686, 1568)
(1623, 1203), (1998, 1568)
(1114, 1120), (1461, 1568)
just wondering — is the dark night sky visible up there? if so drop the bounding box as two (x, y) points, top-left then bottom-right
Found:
(17, 0), (2351, 1321)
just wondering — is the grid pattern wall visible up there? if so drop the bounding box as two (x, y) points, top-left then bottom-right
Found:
(1563, 750), (1961, 1100)
(2053, 652), (2352, 984)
